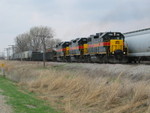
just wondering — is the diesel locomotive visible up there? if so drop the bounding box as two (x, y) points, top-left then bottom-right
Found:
(55, 32), (128, 63)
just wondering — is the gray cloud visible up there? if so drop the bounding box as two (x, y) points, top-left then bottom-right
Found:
(103, 0), (150, 22)
(0, 0), (150, 53)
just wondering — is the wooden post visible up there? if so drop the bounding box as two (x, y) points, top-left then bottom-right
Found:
(43, 37), (46, 68)
(1, 68), (5, 77)
(1, 64), (5, 77)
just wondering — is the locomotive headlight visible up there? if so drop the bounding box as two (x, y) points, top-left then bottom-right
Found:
(123, 52), (126, 54)
(112, 52), (114, 54)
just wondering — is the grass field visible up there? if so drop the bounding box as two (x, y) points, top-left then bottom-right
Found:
(0, 60), (150, 113)
(0, 76), (59, 113)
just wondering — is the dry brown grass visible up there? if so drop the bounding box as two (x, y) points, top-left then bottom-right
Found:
(0, 60), (150, 113)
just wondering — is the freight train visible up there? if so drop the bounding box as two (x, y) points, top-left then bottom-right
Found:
(11, 28), (150, 63)
(11, 31), (128, 63)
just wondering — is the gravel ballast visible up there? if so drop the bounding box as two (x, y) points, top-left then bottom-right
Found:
(48, 62), (150, 81)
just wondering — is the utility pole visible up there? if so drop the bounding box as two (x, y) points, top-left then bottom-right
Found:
(0, 52), (4, 59)
(4, 48), (10, 60)
(9, 45), (15, 60)
(36, 35), (50, 67)
(42, 36), (46, 67)
(4, 49), (6, 60)
(8, 47), (11, 60)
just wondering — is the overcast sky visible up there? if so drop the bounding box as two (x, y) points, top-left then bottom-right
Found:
(0, 0), (150, 53)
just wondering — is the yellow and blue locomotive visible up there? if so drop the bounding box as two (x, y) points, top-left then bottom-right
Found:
(85, 32), (128, 63)
(55, 32), (128, 63)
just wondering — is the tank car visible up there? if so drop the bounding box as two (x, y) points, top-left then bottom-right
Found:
(124, 28), (150, 63)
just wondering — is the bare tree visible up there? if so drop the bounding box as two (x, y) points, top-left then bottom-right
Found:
(15, 33), (30, 52)
(29, 27), (42, 51)
(30, 26), (54, 67)
(14, 26), (56, 53)
(29, 26), (54, 52)
(46, 38), (61, 50)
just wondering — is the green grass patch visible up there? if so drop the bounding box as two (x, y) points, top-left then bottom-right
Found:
(0, 76), (59, 113)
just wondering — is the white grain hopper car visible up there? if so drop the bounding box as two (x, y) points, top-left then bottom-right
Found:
(124, 28), (150, 62)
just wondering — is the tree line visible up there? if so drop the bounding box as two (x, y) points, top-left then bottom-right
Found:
(14, 26), (61, 53)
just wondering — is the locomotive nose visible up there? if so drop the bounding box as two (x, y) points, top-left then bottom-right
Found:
(110, 39), (124, 53)
(114, 49), (123, 60)
(114, 49), (123, 55)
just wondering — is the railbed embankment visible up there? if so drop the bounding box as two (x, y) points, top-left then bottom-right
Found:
(0, 60), (150, 113)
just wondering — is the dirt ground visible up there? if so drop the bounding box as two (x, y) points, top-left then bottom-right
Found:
(0, 90), (12, 113)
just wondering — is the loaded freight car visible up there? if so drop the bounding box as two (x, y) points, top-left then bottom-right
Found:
(45, 51), (56, 61)
(124, 28), (150, 63)
(12, 51), (32, 60)
(31, 52), (43, 61)
(12, 51), (55, 61)
(22, 51), (32, 60)
(12, 51), (43, 61)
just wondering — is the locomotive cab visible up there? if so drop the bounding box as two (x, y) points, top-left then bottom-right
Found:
(102, 32), (128, 62)
(62, 42), (70, 57)
(78, 38), (88, 55)
(55, 42), (70, 61)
